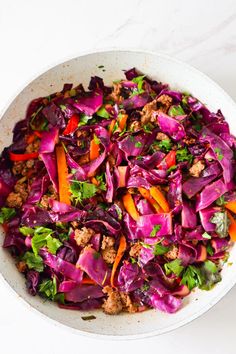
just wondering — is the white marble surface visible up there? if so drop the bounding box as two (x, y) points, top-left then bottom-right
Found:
(1, 0), (236, 352)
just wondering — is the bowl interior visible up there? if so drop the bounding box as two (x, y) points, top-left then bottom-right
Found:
(0, 50), (236, 339)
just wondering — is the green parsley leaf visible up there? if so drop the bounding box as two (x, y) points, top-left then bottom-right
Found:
(210, 211), (230, 238)
(181, 265), (203, 290)
(215, 195), (226, 206)
(130, 257), (137, 264)
(204, 260), (217, 273)
(141, 283), (150, 292)
(58, 233), (69, 242)
(96, 106), (110, 119)
(140, 242), (152, 249)
(96, 173), (107, 191)
(176, 147), (193, 163)
(155, 139), (172, 152)
(59, 104), (67, 111)
(167, 165), (177, 173)
(153, 243), (169, 256)
(150, 224), (161, 237)
(78, 114), (92, 126)
(39, 277), (59, 301)
(0, 207), (16, 224)
(164, 259), (184, 276)
(93, 134), (100, 145)
(214, 147), (224, 161)
(206, 243), (214, 256)
(143, 124), (153, 133)
(202, 232), (211, 239)
(98, 65), (104, 69)
(168, 105), (185, 117)
(19, 226), (34, 236)
(131, 75), (145, 96)
(31, 227), (62, 256)
(70, 181), (98, 205)
(135, 141), (142, 148)
(22, 251), (44, 272)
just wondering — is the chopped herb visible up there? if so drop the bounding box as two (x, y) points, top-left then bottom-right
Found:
(70, 181), (98, 205)
(130, 257), (137, 264)
(69, 89), (76, 97)
(131, 75), (145, 96)
(143, 124), (153, 133)
(141, 283), (150, 292)
(202, 232), (211, 239)
(39, 276), (64, 303)
(96, 172), (107, 191)
(136, 156), (143, 160)
(96, 106), (110, 119)
(168, 105), (185, 117)
(22, 252), (44, 272)
(167, 165), (177, 173)
(31, 226), (62, 256)
(164, 259), (184, 276)
(135, 141), (142, 148)
(176, 147), (193, 163)
(214, 147), (224, 160)
(206, 243), (214, 256)
(78, 114), (92, 126)
(155, 139), (172, 152)
(181, 265), (203, 290)
(93, 134), (100, 145)
(140, 242), (152, 249)
(204, 260), (217, 273)
(19, 226), (34, 236)
(153, 243), (169, 256)
(0, 207), (16, 224)
(82, 315), (96, 321)
(193, 123), (202, 132)
(58, 233), (69, 242)
(150, 224), (161, 237)
(98, 65), (104, 69)
(210, 211), (230, 238)
(93, 252), (100, 260)
(215, 195), (226, 206)
(59, 104), (67, 111)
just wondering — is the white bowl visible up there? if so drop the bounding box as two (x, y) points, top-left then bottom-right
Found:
(0, 50), (236, 340)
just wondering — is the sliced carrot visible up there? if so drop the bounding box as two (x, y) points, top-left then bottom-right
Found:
(91, 177), (99, 186)
(34, 131), (42, 138)
(158, 150), (176, 170)
(111, 235), (127, 287)
(109, 119), (116, 136)
(138, 187), (162, 213)
(122, 193), (140, 221)
(225, 201), (236, 214)
(63, 114), (79, 135)
(118, 114), (128, 131)
(9, 152), (39, 161)
(227, 211), (236, 242)
(81, 278), (96, 285)
(26, 134), (36, 144)
(89, 137), (100, 161)
(56, 145), (71, 205)
(150, 186), (170, 212)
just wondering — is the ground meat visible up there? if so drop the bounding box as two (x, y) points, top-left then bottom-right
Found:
(184, 137), (196, 145)
(141, 99), (157, 125)
(16, 261), (27, 273)
(120, 292), (138, 313)
(189, 160), (205, 177)
(25, 139), (40, 153)
(156, 132), (170, 141)
(107, 154), (116, 168)
(102, 286), (123, 315)
(40, 195), (50, 209)
(76, 130), (88, 139)
(25, 159), (35, 169)
(14, 183), (28, 201)
(165, 245), (179, 260)
(12, 161), (25, 175)
(71, 221), (79, 228)
(6, 192), (23, 208)
(156, 94), (172, 109)
(77, 152), (90, 165)
(74, 227), (94, 247)
(129, 120), (141, 132)
(129, 242), (142, 258)
(109, 82), (123, 103)
(101, 236), (116, 264)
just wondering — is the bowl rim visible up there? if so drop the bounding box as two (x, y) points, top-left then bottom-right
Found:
(1, 48), (236, 340)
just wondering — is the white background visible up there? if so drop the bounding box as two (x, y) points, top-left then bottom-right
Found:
(1, 0), (236, 353)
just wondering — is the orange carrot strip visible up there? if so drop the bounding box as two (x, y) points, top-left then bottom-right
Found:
(111, 235), (127, 287)
(81, 278), (96, 285)
(91, 177), (99, 186)
(150, 186), (170, 212)
(227, 211), (236, 242)
(56, 145), (71, 205)
(109, 119), (116, 136)
(122, 193), (140, 221)
(89, 137), (100, 161)
(26, 134), (36, 144)
(225, 201), (236, 214)
(138, 187), (162, 213)
(119, 114), (128, 131)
